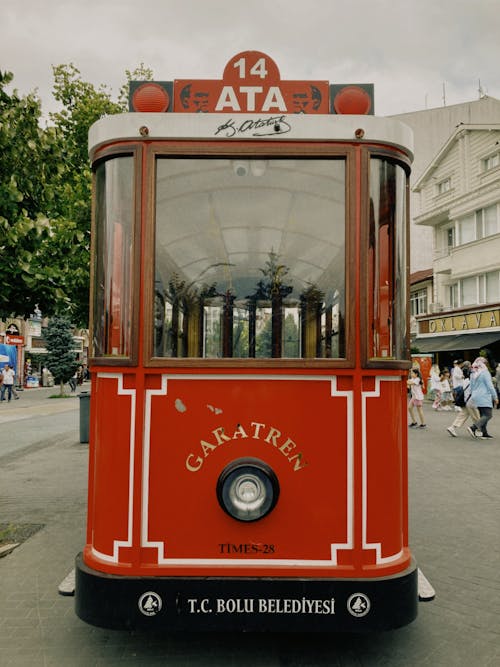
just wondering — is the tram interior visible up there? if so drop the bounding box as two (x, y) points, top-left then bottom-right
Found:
(153, 157), (346, 359)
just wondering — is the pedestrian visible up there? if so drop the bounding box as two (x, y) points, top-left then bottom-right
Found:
(451, 359), (464, 390)
(10, 367), (20, 400)
(69, 370), (78, 393)
(439, 369), (453, 410)
(0, 363), (15, 402)
(451, 359), (464, 411)
(467, 357), (499, 440)
(407, 368), (427, 428)
(430, 364), (442, 410)
(446, 366), (480, 437)
(495, 362), (500, 409)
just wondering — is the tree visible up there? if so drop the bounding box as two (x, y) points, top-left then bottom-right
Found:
(44, 316), (78, 396)
(48, 64), (123, 325)
(0, 71), (61, 319)
(0, 64), (153, 324)
(45, 63), (154, 325)
(0, 68), (108, 323)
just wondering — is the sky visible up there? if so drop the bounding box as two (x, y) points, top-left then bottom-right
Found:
(2, 0), (500, 119)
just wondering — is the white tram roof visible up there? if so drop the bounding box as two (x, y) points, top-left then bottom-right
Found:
(89, 113), (413, 161)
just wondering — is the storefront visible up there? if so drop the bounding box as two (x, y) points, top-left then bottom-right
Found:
(414, 305), (500, 369)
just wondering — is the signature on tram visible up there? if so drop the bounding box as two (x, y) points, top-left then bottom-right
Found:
(215, 116), (292, 138)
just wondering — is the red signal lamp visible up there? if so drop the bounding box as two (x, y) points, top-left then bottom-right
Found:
(330, 84), (374, 115)
(129, 82), (172, 112)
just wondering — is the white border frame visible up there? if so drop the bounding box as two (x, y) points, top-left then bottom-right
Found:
(141, 374), (353, 567)
(362, 376), (404, 564)
(91, 372), (404, 566)
(90, 372), (136, 563)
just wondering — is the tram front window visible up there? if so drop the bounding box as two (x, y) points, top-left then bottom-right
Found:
(153, 157), (346, 359)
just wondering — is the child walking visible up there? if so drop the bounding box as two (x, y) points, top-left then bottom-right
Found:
(439, 369), (454, 410)
(408, 368), (427, 428)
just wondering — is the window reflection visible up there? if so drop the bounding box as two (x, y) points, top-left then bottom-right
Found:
(154, 158), (346, 359)
(93, 157), (134, 357)
(368, 158), (407, 360)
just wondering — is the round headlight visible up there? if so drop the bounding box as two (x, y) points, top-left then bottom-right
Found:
(217, 458), (279, 522)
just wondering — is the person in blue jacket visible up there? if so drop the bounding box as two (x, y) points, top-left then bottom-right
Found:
(468, 357), (499, 440)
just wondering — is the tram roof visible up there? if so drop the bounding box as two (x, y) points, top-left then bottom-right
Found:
(88, 113), (413, 161)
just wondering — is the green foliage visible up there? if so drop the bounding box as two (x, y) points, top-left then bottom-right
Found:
(0, 71), (60, 318)
(44, 316), (78, 394)
(0, 63), (153, 326)
(48, 64), (123, 325)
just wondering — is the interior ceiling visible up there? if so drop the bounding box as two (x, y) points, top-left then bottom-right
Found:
(155, 158), (345, 300)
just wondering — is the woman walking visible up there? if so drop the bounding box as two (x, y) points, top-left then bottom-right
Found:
(467, 357), (498, 440)
(446, 365), (479, 437)
(407, 368), (427, 428)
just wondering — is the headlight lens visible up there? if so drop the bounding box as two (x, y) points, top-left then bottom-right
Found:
(217, 458), (279, 522)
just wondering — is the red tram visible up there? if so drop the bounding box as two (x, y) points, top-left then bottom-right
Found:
(75, 51), (418, 631)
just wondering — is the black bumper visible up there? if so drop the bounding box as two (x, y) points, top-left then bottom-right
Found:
(75, 554), (418, 632)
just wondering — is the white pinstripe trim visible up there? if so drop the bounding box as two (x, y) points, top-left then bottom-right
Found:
(90, 372), (136, 563)
(142, 374), (352, 567)
(361, 376), (404, 564)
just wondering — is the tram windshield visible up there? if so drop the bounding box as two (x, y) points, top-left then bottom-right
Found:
(153, 157), (346, 359)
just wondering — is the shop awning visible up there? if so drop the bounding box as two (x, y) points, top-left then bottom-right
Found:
(413, 336), (457, 352)
(414, 331), (500, 353)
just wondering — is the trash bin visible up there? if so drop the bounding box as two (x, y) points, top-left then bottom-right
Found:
(79, 391), (90, 443)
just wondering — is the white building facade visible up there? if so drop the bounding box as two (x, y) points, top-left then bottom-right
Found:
(411, 124), (500, 366)
(391, 95), (500, 273)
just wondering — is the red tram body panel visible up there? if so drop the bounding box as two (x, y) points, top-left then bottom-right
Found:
(76, 51), (417, 632)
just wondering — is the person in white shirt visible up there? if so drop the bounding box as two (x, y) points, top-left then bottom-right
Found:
(451, 359), (464, 388)
(446, 364), (480, 437)
(451, 359), (465, 412)
(0, 364), (15, 402)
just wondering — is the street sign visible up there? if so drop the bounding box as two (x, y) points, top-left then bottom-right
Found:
(6, 335), (24, 345)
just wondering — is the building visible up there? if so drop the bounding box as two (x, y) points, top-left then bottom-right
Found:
(411, 123), (500, 368)
(409, 268), (433, 341)
(391, 95), (500, 273)
(0, 315), (89, 387)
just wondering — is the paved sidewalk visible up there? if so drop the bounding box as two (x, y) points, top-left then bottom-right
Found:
(0, 398), (499, 665)
(0, 384), (85, 458)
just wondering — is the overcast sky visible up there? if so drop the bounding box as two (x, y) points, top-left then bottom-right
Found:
(2, 0), (499, 119)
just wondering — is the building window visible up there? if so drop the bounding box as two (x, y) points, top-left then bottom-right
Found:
(485, 271), (500, 303)
(449, 283), (459, 309)
(449, 271), (500, 308)
(457, 213), (475, 244)
(436, 177), (451, 195)
(461, 276), (477, 306)
(410, 288), (428, 316)
(482, 152), (500, 172)
(446, 226), (455, 250)
(456, 204), (499, 246)
(477, 203), (499, 238)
